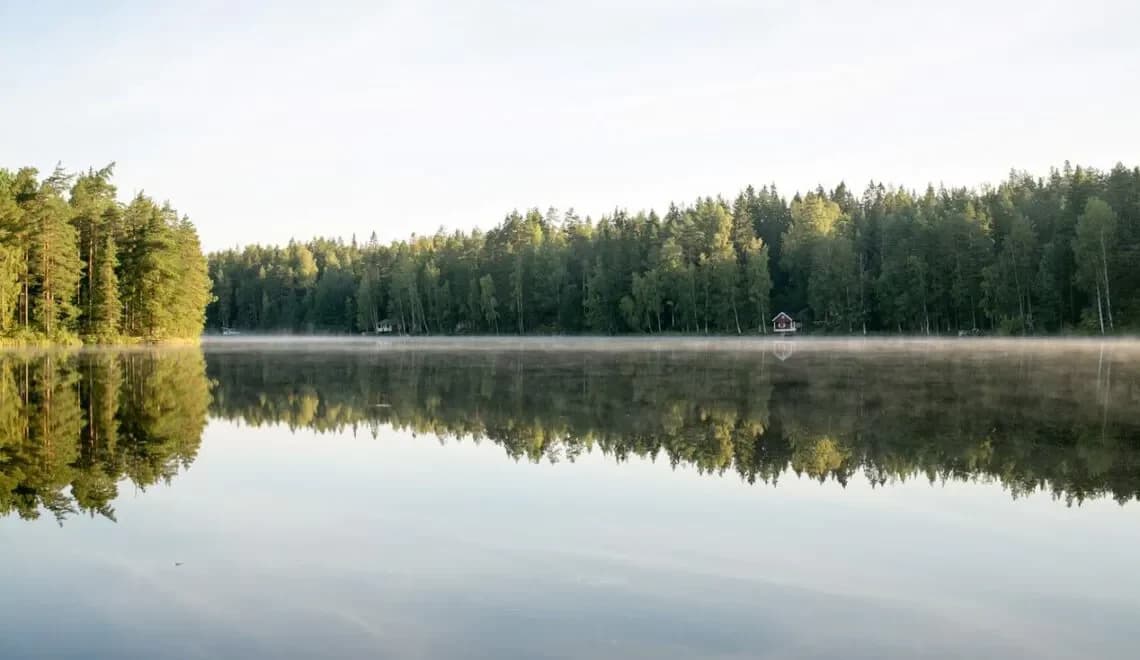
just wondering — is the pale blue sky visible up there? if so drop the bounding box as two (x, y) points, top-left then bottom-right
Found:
(2, 0), (1137, 251)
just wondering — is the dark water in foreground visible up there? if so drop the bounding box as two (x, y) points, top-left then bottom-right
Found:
(2, 338), (1139, 659)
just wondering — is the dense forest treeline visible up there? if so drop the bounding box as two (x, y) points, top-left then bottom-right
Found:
(0, 350), (208, 522)
(208, 162), (1140, 335)
(0, 164), (212, 344)
(207, 348), (1140, 505)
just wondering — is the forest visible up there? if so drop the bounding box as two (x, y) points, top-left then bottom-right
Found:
(0, 164), (212, 344)
(208, 162), (1139, 336)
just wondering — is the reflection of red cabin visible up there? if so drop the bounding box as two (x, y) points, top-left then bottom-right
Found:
(772, 312), (797, 334)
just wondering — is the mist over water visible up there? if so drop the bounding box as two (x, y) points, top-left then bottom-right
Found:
(201, 334), (1140, 356)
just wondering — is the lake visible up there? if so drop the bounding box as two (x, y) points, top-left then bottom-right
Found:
(2, 338), (1139, 659)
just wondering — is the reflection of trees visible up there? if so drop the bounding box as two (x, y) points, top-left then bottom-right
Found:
(0, 350), (209, 523)
(207, 349), (1140, 505)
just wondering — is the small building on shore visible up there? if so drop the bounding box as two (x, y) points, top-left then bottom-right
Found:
(772, 312), (797, 334)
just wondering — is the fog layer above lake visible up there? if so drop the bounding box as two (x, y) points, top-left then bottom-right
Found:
(199, 334), (1140, 355)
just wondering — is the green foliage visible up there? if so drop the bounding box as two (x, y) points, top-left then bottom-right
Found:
(89, 233), (122, 339)
(478, 274), (499, 333)
(27, 168), (83, 335)
(743, 241), (772, 333)
(1073, 197), (1119, 334)
(0, 164), (210, 343)
(206, 162), (1140, 335)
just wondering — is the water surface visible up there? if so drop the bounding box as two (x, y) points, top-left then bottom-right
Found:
(2, 339), (1139, 659)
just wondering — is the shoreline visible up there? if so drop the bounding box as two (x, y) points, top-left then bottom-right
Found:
(0, 336), (202, 351)
(5, 334), (1138, 354)
(196, 334), (1140, 355)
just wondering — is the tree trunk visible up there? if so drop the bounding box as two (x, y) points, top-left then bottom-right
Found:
(845, 285), (853, 334)
(859, 255), (867, 333)
(1025, 288), (1033, 334)
(1100, 233), (1114, 331)
(1067, 273), (1075, 327)
(44, 240), (52, 335)
(1095, 280), (1105, 335)
(22, 257), (29, 328)
(1012, 256), (1024, 333)
(87, 224), (96, 329)
(731, 292), (741, 335)
(922, 294), (929, 336)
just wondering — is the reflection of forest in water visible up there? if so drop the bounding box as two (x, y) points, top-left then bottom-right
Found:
(207, 346), (1140, 506)
(3, 346), (1139, 523)
(0, 351), (209, 522)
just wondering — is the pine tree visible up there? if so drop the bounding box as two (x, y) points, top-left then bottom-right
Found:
(28, 168), (83, 337)
(743, 239), (772, 333)
(120, 195), (178, 337)
(169, 217), (212, 337)
(0, 170), (24, 332)
(90, 233), (121, 338)
(69, 164), (118, 334)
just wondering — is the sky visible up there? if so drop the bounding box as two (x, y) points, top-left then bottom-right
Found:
(2, 0), (1137, 252)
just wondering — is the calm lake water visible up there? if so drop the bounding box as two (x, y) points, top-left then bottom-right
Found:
(2, 338), (1139, 659)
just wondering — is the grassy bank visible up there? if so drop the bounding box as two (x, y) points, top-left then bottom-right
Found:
(0, 332), (201, 349)
(0, 331), (83, 348)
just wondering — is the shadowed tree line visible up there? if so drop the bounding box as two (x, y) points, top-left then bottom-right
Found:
(0, 164), (212, 344)
(208, 162), (1140, 336)
(206, 346), (1140, 505)
(0, 350), (209, 523)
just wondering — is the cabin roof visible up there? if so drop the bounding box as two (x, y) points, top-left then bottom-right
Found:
(772, 312), (793, 322)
